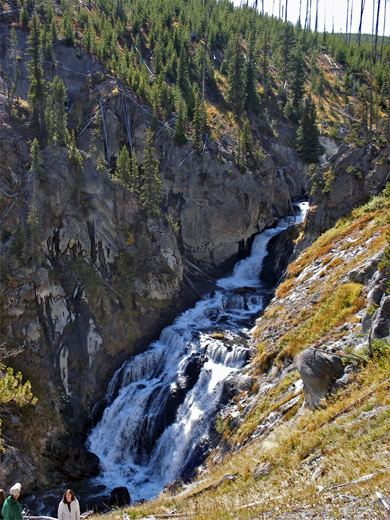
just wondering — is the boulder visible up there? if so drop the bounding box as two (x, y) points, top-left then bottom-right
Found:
(110, 487), (131, 507)
(295, 348), (345, 409)
(163, 478), (184, 494)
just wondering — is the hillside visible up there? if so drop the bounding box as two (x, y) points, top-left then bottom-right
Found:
(0, 0), (389, 513)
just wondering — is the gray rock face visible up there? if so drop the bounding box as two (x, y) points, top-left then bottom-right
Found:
(304, 143), (390, 243)
(295, 348), (345, 408)
(360, 257), (390, 338)
(0, 122), (184, 490)
(371, 295), (390, 338)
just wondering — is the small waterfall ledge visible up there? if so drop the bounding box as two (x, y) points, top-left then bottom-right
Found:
(87, 202), (309, 502)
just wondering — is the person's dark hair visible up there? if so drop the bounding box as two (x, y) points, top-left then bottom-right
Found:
(62, 489), (76, 503)
(0, 489), (6, 506)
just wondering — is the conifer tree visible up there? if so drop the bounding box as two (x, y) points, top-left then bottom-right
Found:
(173, 91), (188, 145)
(19, 6), (29, 28)
(276, 23), (295, 84)
(6, 28), (20, 107)
(27, 13), (45, 129)
(289, 44), (306, 116)
(192, 89), (203, 154)
(11, 218), (28, 264)
(27, 204), (40, 263)
(226, 35), (246, 116)
(245, 31), (260, 112)
(129, 152), (140, 194)
(296, 95), (320, 163)
(260, 28), (271, 97)
(68, 131), (84, 176)
(45, 76), (68, 145)
(30, 138), (42, 174)
(140, 129), (163, 217)
(61, 4), (75, 45)
(116, 145), (131, 186)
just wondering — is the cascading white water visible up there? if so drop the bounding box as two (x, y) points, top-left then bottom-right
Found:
(87, 202), (309, 502)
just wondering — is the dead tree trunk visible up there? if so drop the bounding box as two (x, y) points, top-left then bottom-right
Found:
(299, 0), (302, 24)
(369, 0), (376, 137)
(373, 0), (381, 64)
(285, 0), (288, 21)
(380, 0), (387, 61)
(314, 0), (319, 32)
(348, 0), (354, 45)
(305, 0), (309, 29)
(358, 0), (366, 46)
(346, 0), (350, 41)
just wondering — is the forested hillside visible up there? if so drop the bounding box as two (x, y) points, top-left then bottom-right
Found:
(0, 0), (389, 515)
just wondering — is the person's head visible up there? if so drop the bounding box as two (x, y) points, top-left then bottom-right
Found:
(9, 483), (21, 500)
(62, 489), (76, 503)
(0, 489), (6, 505)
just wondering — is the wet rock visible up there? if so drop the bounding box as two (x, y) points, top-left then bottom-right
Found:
(110, 487), (131, 507)
(261, 225), (301, 284)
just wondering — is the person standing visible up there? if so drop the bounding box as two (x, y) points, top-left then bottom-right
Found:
(0, 489), (6, 519)
(58, 490), (80, 520)
(2, 483), (23, 520)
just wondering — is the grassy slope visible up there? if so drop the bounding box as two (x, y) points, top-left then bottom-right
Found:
(89, 193), (390, 520)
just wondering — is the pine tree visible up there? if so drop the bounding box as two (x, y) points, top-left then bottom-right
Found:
(289, 44), (306, 116)
(140, 129), (163, 217)
(296, 95), (320, 163)
(27, 204), (40, 264)
(19, 6), (29, 27)
(260, 28), (271, 97)
(116, 145), (131, 186)
(11, 218), (28, 264)
(226, 35), (246, 116)
(129, 152), (140, 194)
(173, 90), (188, 145)
(177, 43), (190, 98)
(61, 4), (75, 45)
(276, 23), (295, 84)
(192, 89), (203, 154)
(6, 28), (20, 107)
(245, 31), (260, 112)
(236, 118), (252, 171)
(27, 13), (45, 129)
(30, 138), (42, 174)
(68, 131), (84, 176)
(45, 76), (68, 145)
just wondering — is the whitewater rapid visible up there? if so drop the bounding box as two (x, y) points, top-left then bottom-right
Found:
(87, 202), (308, 502)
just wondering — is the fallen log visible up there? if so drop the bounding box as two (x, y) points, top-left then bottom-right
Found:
(186, 474), (238, 499)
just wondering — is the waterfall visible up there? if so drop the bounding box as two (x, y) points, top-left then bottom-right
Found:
(87, 202), (309, 502)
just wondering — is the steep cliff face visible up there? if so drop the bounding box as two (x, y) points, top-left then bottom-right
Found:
(303, 143), (390, 246)
(0, 33), (307, 492)
(0, 117), (184, 487)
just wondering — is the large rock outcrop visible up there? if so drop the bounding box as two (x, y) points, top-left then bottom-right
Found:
(304, 143), (390, 244)
(0, 120), (184, 488)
